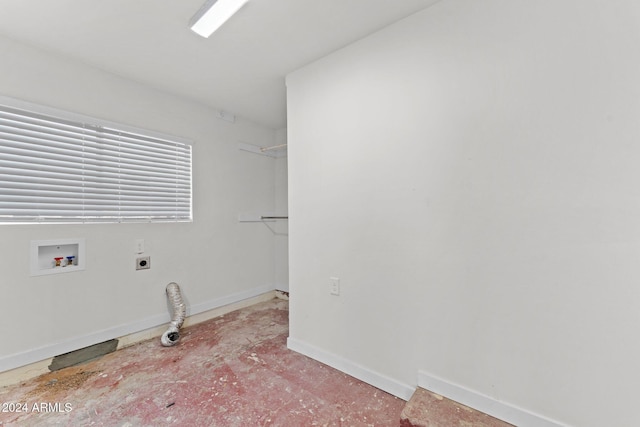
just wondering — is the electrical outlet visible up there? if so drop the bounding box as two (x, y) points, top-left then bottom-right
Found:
(330, 277), (340, 296)
(136, 256), (150, 270)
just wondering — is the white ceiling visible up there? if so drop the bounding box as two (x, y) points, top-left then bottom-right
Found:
(0, 0), (440, 129)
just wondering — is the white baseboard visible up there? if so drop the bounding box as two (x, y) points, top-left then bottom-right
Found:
(418, 370), (568, 427)
(287, 337), (415, 401)
(0, 285), (276, 383)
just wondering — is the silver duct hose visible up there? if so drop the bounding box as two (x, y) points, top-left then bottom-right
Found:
(161, 282), (186, 347)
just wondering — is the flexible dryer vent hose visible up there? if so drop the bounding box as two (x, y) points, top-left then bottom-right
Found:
(161, 282), (186, 347)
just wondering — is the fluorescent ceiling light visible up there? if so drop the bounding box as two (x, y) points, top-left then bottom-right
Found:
(190, 0), (249, 38)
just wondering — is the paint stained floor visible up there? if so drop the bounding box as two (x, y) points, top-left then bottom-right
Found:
(0, 298), (405, 426)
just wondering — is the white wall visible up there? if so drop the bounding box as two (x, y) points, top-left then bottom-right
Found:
(0, 36), (279, 371)
(286, 1), (640, 426)
(274, 128), (289, 291)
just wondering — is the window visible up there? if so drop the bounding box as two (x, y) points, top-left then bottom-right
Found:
(0, 97), (192, 224)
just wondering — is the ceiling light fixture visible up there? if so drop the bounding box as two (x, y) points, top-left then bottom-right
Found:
(190, 0), (250, 38)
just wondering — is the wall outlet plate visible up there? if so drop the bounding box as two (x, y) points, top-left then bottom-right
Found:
(136, 256), (150, 270)
(330, 277), (340, 296)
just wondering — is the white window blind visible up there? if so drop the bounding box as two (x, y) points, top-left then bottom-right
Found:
(0, 101), (192, 223)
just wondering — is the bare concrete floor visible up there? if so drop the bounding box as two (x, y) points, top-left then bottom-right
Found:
(0, 298), (405, 426)
(0, 298), (515, 427)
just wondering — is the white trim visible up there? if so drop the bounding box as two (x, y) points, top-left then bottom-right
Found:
(287, 337), (414, 401)
(0, 284), (276, 374)
(418, 370), (568, 427)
